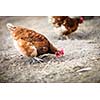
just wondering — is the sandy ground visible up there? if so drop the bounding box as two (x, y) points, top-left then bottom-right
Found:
(0, 16), (100, 83)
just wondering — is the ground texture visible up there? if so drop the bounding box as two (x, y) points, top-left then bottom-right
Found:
(0, 16), (100, 83)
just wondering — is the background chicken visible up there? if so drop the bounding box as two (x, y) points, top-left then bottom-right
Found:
(48, 16), (84, 39)
(6, 23), (64, 60)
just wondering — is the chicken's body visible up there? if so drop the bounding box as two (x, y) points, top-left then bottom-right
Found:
(49, 16), (84, 38)
(7, 23), (64, 58)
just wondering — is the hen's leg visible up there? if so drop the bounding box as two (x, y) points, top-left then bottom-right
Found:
(21, 56), (44, 64)
(58, 31), (70, 40)
(28, 57), (44, 64)
(34, 57), (43, 62)
(58, 35), (68, 40)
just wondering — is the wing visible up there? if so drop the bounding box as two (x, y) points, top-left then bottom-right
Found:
(20, 28), (50, 55)
(63, 18), (79, 34)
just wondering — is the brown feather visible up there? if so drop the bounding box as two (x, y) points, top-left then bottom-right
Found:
(49, 16), (84, 36)
(7, 24), (59, 57)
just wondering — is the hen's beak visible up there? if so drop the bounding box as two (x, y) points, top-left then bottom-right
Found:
(6, 23), (16, 32)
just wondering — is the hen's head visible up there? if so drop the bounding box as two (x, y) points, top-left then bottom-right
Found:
(55, 49), (64, 58)
(79, 16), (84, 24)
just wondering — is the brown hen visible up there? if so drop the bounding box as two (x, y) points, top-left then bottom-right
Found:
(49, 16), (84, 38)
(7, 23), (64, 58)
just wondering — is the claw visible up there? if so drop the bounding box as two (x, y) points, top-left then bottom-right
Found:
(34, 57), (44, 62)
(28, 57), (44, 64)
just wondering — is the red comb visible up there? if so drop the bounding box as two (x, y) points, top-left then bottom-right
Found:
(59, 48), (64, 55)
(55, 48), (64, 58)
(79, 16), (84, 23)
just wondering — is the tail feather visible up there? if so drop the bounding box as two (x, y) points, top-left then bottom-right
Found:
(6, 23), (16, 31)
